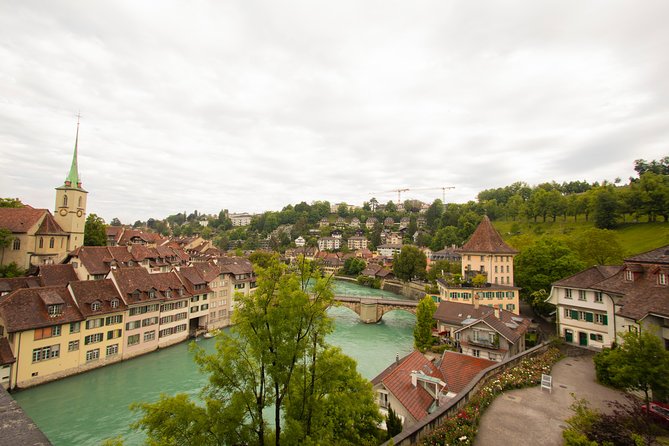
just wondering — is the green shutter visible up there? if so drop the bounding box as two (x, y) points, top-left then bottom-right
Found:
(590, 333), (596, 340)
(570, 310), (578, 319)
(602, 315), (608, 325)
(585, 312), (594, 322)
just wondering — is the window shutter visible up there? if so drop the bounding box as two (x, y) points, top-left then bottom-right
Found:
(590, 333), (596, 340)
(585, 312), (594, 322)
(570, 310), (578, 319)
(602, 315), (608, 325)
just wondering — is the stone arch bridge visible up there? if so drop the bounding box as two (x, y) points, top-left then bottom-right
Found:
(333, 296), (418, 323)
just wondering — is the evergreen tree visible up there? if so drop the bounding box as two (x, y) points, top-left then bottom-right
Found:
(414, 295), (437, 352)
(385, 403), (403, 439)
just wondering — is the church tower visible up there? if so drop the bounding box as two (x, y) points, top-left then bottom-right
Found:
(54, 119), (88, 251)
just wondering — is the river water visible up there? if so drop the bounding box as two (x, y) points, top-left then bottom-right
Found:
(13, 280), (416, 446)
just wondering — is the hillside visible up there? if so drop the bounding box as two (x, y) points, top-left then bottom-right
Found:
(492, 218), (669, 258)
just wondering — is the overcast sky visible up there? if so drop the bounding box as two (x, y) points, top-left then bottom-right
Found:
(1, 1), (667, 223)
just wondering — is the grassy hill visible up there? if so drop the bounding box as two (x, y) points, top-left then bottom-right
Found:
(492, 218), (669, 258)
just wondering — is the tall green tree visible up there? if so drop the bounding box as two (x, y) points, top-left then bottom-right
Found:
(0, 198), (23, 208)
(133, 259), (378, 446)
(414, 295), (437, 352)
(341, 257), (366, 276)
(606, 331), (669, 410)
(393, 245), (427, 282)
(593, 186), (619, 229)
(84, 213), (107, 246)
(569, 228), (624, 266)
(514, 238), (585, 300)
(385, 404), (403, 439)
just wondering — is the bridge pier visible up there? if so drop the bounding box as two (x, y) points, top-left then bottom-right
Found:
(333, 296), (418, 324)
(359, 302), (381, 324)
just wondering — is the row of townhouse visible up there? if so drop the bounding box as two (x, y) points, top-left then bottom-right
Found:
(0, 259), (256, 389)
(549, 245), (669, 351)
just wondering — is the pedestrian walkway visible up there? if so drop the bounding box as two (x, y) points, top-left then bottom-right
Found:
(475, 352), (626, 446)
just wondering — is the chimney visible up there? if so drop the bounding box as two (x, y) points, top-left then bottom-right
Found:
(474, 292), (480, 310)
(411, 371), (418, 387)
(494, 307), (500, 319)
(396, 353), (399, 364)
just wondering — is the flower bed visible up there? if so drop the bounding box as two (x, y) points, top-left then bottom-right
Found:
(421, 347), (562, 446)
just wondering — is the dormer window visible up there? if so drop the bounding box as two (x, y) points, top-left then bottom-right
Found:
(179, 287), (184, 296)
(111, 299), (119, 309)
(149, 290), (156, 299)
(165, 290), (171, 298)
(91, 301), (101, 311)
(625, 270), (633, 282)
(660, 273), (667, 286)
(132, 290), (140, 300)
(47, 304), (63, 317)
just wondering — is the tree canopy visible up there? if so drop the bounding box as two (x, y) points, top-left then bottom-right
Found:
(84, 213), (107, 246)
(393, 245), (427, 282)
(414, 295), (437, 352)
(132, 259), (381, 446)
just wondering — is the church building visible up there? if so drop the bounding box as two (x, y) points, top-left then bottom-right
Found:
(0, 122), (88, 269)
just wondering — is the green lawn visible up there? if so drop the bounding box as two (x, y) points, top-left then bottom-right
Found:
(492, 218), (669, 258)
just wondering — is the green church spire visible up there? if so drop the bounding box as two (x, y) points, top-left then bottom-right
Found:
(65, 117), (82, 189)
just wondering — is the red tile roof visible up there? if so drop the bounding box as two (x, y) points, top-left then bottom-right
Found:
(69, 279), (127, 317)
(0, 338), (15, 365)
(0, 207), (59, 234)
(553, 265), (621, 288)
(38, 264), (79, 286)
(438, 350), (495, 394)
(459, 215), (517, 254)
(34, 212), (67, 235)
(373, 350), (443, 421)
(0, 277), (44, 295)
(0, 286), (83, 333)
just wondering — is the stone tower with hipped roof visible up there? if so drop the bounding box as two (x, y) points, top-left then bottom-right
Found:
(459, 215), (518, 286)
(54, 119), (88, 251)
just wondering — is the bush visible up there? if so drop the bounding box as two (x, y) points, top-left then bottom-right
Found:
(593, 348), (618, 387)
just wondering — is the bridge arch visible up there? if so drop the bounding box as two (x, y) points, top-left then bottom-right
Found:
(332, 296), (418, 324)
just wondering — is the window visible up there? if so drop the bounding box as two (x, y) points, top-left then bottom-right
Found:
(506, 265), (510, 273)
(107, 329), (122, 340)
(105, 315), (123, 325)
(49, 237), (55, 249)
(148, 290), (156, 299)
(480, 255), (485, 261)
(159, 324), (187, 338)
(595, 314), (608, 325)
(85, 333), (104, 345)
(472, 349), (480, 358)
(191, 296), (200, 303)
(63, 194), (68, 206)
(565, 289), (572, 299)
(191, 306), (199, 313)
(629, 325), (638, 333)
(201, 304), (209, 311)
(488, 352), (498, 361)
(144, 331), (156, 342)
(126, 320), (141, 330)
(12, 239), (20, 250)
(506, 304), (515, 311)
(86, 348), (100, 362)
(32, 344), (60, 362)
(625, 270), (633, 281)
(564, 308), (570, 319)
(594, 292), (603, 303)
(34, 325), (61, 340)
(128, 334), (140, 346)
(68, 340), (79, 351)
(78, 196), (82, 207)
(142, 317), (158, 327)
(91, 301), (101, 311)
(494, 266), (498, 273)
(106, 344), (119, 357)
(164, 290), (171, 298)
(70, 322), (80, 333)
(47, 304), (63, 317)
(578, 290), (587, 301)
(111, 299), (119, 309)
(660, 273), (667, 286)
(589, 333), (604, 342)
(39, 237), (44, 249)
(86, 318), (104, 329)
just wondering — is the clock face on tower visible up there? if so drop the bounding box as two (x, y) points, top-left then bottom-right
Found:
(77, 210), (83, 217)
(59, 208), (68, 216)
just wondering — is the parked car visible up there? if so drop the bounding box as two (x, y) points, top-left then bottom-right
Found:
(641, 401), (669, 428)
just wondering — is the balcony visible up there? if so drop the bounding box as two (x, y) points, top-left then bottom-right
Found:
(466, 335), (499, 350)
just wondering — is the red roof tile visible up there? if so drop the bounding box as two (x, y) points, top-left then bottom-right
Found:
(0, 207), (51, 233)
(438, 350), (495, 393)
(0, 338), (15, 365)
(38, 264), (79, 286)
(459, 215), (517, 254)
(0, 286), (83, 333)
(69, 279), (127, 317)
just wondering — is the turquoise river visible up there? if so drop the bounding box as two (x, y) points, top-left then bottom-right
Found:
(13, 280), (416, 445)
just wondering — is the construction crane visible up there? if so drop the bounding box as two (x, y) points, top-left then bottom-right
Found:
(369, 188), (410, 204)
(411, 186), (456, 202)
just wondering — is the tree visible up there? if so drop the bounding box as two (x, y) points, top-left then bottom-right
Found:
(414, 295), (437, 352)
(569, 228), (624, 266)
(425, 199), (443, 230)
(84, 214), (107, 246)
(0, 262), (26, 278)
(592, 186), (619, 229)
(341, 257), (366, 276)
(109, 217), (122, 226)
(385, 201), (397, 213)
(385, 404), (403, 439)
(393, 245), (427, 282)
(605, 330), (669, 411)
(514, 238), (585, 300)
(0, 198), (23, 208)
(471, 273), (487, 287)
(0, 228), (13, 265)
(133, 259), (378, 446)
